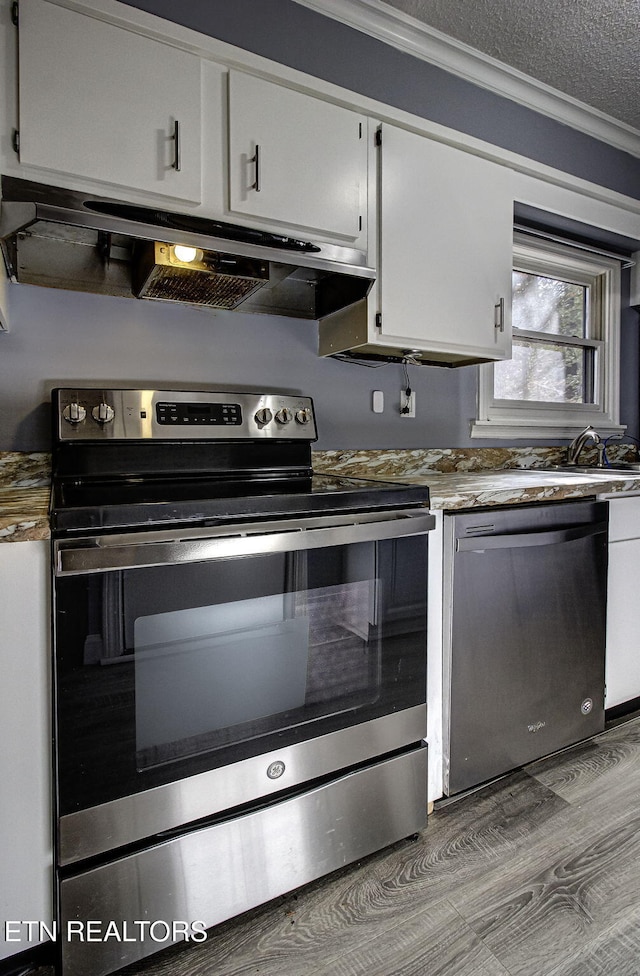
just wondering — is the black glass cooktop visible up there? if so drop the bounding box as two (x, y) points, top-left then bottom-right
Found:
(51, 473), (431, 535)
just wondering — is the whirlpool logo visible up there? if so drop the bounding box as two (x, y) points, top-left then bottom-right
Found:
(527, 720), (546, 734)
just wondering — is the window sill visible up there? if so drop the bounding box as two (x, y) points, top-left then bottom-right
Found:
(471, 420), (627, 440)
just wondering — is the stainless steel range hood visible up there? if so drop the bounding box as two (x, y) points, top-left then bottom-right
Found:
(0, 177), (374, 319)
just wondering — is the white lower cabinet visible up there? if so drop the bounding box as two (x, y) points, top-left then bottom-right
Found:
(0, 540), (52, 961)
(606, 496), (640, 708)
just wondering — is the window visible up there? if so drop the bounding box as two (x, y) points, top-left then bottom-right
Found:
(473, 233), (624, 439)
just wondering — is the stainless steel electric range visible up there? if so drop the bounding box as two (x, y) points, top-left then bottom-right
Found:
(50, 387), (434, 976)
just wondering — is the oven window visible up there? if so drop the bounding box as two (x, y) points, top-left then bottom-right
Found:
(134, 579), (380, 769)
(54, 537), (427, 814)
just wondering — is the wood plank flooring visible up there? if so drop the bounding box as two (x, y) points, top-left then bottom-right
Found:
(32, 714), (640, 976)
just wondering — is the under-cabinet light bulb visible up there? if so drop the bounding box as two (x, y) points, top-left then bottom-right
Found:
(173, 244), (200, 263)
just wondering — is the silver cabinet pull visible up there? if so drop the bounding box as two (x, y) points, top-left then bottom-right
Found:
(172, 120), (181, 172)
(494, 296), (505, 332)
(250, 144), (261, 191)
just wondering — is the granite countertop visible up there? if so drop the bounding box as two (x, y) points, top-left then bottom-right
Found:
(313, 447), (640, 511)
(3, 446), (640, 543)
(0, 453), (51, 542)
(373, 467), (640, 510)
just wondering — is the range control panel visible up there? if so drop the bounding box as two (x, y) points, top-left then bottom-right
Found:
(156, 401), (243, 427)
(54, 389), (318, 441)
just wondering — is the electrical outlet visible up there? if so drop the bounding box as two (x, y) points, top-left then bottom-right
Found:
(372, 390), (384, 413)
(400, 390), (416, 417)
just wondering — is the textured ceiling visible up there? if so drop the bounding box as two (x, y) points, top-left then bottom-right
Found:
(381, 0), (640, 130)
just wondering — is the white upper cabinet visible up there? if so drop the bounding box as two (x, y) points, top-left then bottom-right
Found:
(228, 71), (367, 242)
(377, 124), (513, 363)
(17, 0), (203, 204)
(320, 123), (514, 364)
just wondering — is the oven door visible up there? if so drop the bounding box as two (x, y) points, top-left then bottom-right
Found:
(53, 508), (433, 866)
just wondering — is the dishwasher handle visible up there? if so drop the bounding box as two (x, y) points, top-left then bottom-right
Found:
(456, 519), (608, 553)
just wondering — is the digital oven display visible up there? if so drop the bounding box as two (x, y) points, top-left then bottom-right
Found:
(156, 401), (243, 426)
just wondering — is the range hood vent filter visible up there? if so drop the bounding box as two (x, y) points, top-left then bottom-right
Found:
(133, 241), (270, 309)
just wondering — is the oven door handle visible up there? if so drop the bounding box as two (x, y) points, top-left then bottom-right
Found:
(54, 509), (436, 575)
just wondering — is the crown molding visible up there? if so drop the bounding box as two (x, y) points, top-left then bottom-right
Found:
(291, 0), (640, 159)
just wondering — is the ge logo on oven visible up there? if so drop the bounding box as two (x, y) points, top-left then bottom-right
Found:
(267, 761), (286, 780)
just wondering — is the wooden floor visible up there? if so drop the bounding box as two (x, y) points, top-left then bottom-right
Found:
(33, 714), (640, 976)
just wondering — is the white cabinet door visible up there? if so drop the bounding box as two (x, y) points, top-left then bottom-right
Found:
(606, 497), (640, 708)
(377, 124), (513, 362)
(228, 71), (367, 241)
(0, 541), (52, 960)
(606, 538), (640, 707)
(18, 0), (202, 204)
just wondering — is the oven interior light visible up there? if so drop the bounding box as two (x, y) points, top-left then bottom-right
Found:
(173, 244), (202, 263)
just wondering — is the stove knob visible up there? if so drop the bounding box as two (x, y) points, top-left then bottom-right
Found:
(91, 402), (115, 425)
(62, 402), (86, 425)
(295, 408), (312, 426)
(254, 407), (273, 427)
(275, 407), (293, 425)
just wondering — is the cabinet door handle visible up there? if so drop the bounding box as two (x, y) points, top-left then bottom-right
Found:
(172, 120), (181, 172)
(250, 144), (261, 192)
(494, 296), (505, 332)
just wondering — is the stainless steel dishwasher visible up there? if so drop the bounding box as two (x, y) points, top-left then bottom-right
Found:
(443, 499), (608, 795)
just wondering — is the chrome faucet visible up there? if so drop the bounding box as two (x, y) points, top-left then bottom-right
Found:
(566, 426), (602, 465)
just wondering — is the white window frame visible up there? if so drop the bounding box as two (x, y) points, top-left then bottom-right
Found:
(472, 232), (625, 440)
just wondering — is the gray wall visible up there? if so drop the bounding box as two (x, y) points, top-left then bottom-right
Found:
(1, 283), (476, 451)
(3, 273), (636, 453)
(1, 0), (639, 451)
